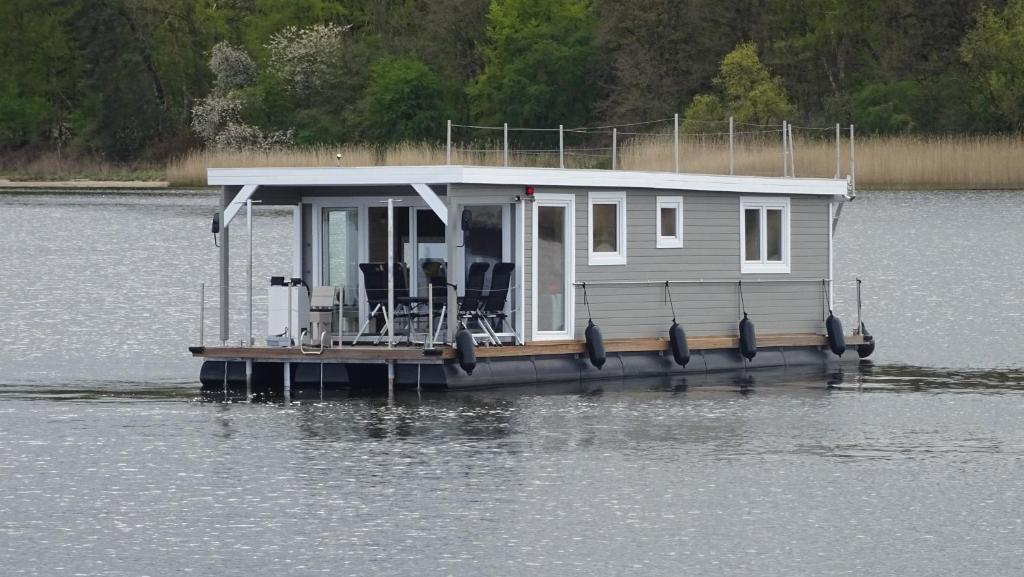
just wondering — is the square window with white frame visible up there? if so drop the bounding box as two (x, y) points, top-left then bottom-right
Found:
(656, 196), (684, 248)
(588, 191), (627, 265)
(740, 197), (790, 274)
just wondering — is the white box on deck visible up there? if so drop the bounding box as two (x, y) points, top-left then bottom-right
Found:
(267, 282), (309, 343)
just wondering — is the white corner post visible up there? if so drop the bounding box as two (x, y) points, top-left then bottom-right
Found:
(673, 113), (680, 173)
(611, 127), (617, 170)
(559, 124), (564, 169)
(246, 197), (254, 346)
(849, 124), (856, 192)
(729, 116), (735, 175)
(503, 122), (509, 167)
(387, 198), (395, 349)
(219, 188), (232, 343)
(835, 123), (841, 179)
(446, 119), (452, 165)
(782, 120), (789, 177)
(445, 194), (458, 343)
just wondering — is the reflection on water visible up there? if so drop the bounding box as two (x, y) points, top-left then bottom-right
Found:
(2, 190), (1024, 576)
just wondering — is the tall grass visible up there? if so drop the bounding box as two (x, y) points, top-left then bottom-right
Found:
(166, 135), (1024, 190)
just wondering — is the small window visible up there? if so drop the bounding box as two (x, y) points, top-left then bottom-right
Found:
(588, 191), (627, 265)
(656, 196), (684, 248)
(740, 197), (790, 274)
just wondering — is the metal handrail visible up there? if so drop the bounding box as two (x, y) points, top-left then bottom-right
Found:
(572, 278), (829, 287)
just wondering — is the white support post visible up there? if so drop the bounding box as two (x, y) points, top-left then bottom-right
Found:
(387, 198), (394, 349)
(611, 128), (617, 170)
(673, 113), (680, 173)
(283, 362), (291, 405)
(198, 282), (205, 345)
(729, 116), (735, 175)
(246, 198), (253, 346)
(849, 124), (856, 192)
(835, 123), (841, 179)
(559, 124), (564, 169)
(503, 122), (509, 167)
(782, 120), (788, 177)
(219, 188), (231, 344)
(446, 119), (452, 165)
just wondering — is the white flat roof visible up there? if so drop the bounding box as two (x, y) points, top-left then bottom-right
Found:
(207, 165), (850, 196)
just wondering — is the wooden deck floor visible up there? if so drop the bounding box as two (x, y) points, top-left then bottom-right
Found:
(190, 333), (866, 363)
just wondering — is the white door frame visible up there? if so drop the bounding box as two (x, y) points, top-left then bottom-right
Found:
(531, 193), (576, 341)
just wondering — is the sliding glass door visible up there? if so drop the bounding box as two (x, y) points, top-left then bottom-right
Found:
(322, 208), (359, 333)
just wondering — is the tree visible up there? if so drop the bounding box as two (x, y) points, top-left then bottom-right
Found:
(363, 57), (453, 143)
(684, 42), (795, 130)
(468, 0), (600, 128)
(961, 0), (1024, 130)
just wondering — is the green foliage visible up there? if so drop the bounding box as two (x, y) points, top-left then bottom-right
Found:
(468, 0), (599, 128)
(684, 42), (795, 130)
(363, 57), (453, 143)
(851, 80), (925, 134)
(961, 0), (1024, 130)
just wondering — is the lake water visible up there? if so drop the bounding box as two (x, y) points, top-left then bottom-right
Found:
(1, 189), (1022, 576)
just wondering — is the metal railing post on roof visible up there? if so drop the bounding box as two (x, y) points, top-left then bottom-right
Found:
(446, 119), (452, 165)
(673, 113), (680, 173)
(729, 116), (735, 175)
(503, 122), (509, 167)
(782, 120), (788, 177)
(612, 127), (617, 170)
(559, 124), (564, 169)
(788, 123), (796, 177)
(835, 123), (841, 179)
(849, 124), (856, 193)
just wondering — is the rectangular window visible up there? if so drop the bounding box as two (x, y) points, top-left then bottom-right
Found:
(588, 191), (627, 265)
(656, 196), (684, 248)
(740, 197), (790, 274)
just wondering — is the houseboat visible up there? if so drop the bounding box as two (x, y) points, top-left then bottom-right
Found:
(191, 164), (874, 398)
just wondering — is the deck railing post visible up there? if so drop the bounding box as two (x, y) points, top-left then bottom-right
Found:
(612, 127), (617, 170)
(387, 198), (394, 349)
(835, 123), (841, 179)
(198, 282), (205, 345)
(559, 124), (564, 169)
(729, 116), (735, 175)
(503, 122), (509, 167)
(673, 113), (680, 173)
(446, 119), (452, 165)
(426, 282), (434, 349)
(219, 188), (231, 344)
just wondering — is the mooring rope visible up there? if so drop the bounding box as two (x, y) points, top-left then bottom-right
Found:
(665, 281), (677, 323)
(582, 282), (593, 320)
(738, 280), (748, 319)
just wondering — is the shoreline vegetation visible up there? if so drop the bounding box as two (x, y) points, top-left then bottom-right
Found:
(2, 134), (1023, 191)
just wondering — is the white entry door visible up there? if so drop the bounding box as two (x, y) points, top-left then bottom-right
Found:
(531, 194), (575, 341)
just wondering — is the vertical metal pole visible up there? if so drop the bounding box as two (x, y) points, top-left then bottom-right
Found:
(246, 198), (253, 346)
(245, 359), (252, 401)
(559, 124), (564, 169)
(849, 124), (856, 193)
(835, 123), (841, 179)
(426, 282), (434, 349)
(611, 128), (617, 170)
(387, 360), (395, 402)
(219, 188), (231, 344)
(387, 198), (394, 349)
(788, 123), (796, 177)
(729, 116), (735, 175)
(856, 278), (862, 334)
(198, 282), (205, 345)
(446, 119), (452, 165)
(503, 122), (509, 167)
(673, 113), (680, 173)
(782, 121), (788, 177)
(283, 362), (291, 405)
(445, 195), (458, 344)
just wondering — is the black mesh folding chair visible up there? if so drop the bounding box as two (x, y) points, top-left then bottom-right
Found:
(460, 262), (493, 344)
(477, 262), (521, 345)
(353, 263), (388, 345)
(421, 261), (449, 344)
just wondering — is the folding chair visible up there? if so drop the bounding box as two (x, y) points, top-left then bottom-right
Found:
(477, 262), (521, 345)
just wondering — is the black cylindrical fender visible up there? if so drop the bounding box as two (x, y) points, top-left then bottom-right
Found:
(669, 321), (690, 367)
(739, 313), (757, 360)
(585, 320), (606, 369)
(825, 313), (846, 356)
(857, 322), (875, 359)
(455, 328), (477, 374)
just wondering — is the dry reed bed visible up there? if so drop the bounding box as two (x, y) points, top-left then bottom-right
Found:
(167, 135), (1024, 189)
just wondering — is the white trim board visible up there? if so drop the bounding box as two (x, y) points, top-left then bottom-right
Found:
(209, 165), (848, 196)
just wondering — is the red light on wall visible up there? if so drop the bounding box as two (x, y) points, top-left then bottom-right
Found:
(525, 186), (535, 196)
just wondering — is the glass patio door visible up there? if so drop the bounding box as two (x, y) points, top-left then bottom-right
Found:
(322, 208), (359, 334)
(532, 195), (574, 340)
